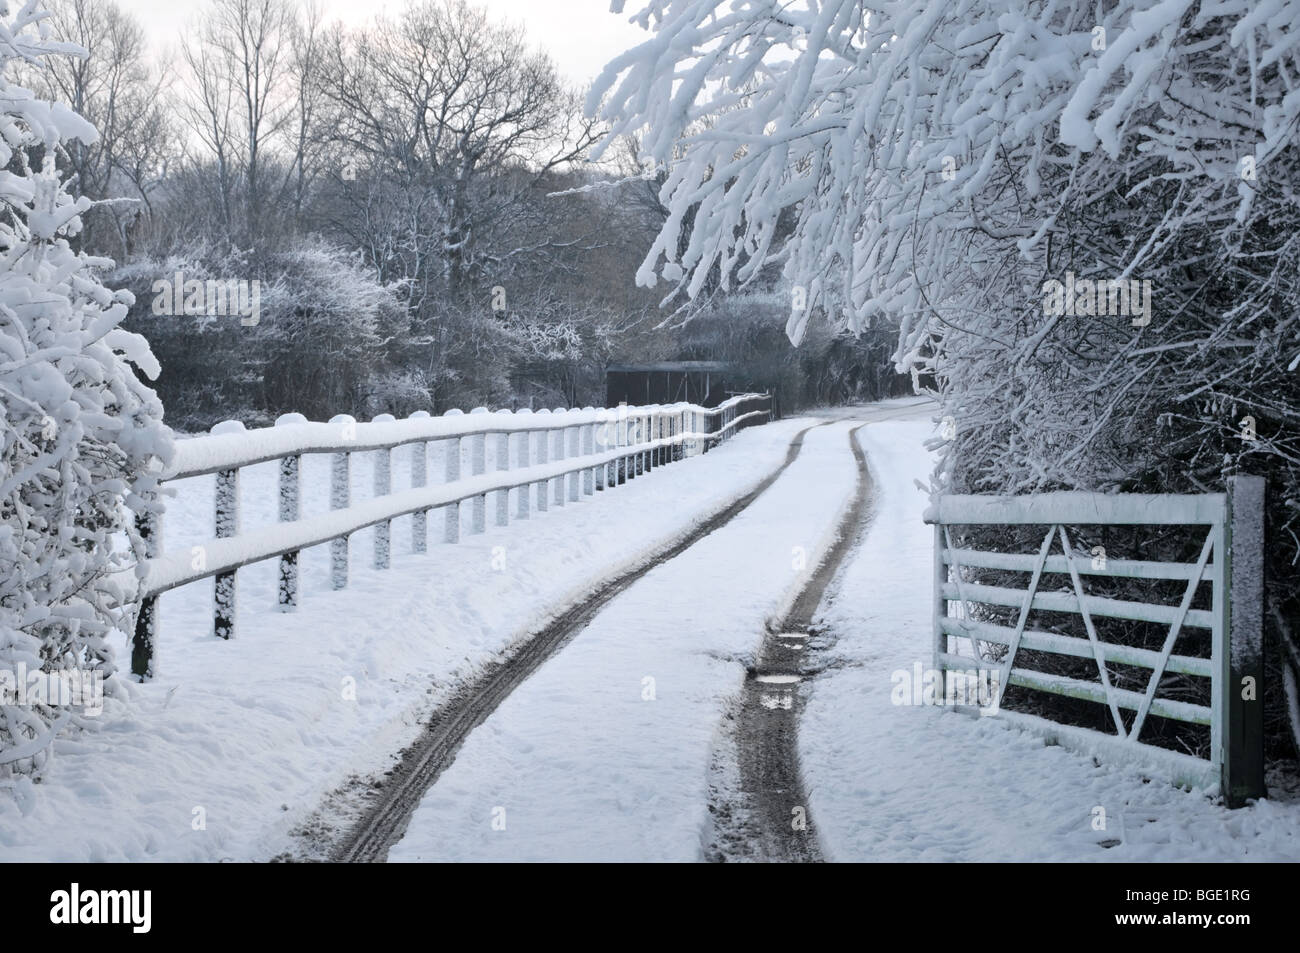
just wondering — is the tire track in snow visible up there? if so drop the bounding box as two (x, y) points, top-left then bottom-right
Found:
(708, 404), (927, 862)
(330, 421), (830, 863)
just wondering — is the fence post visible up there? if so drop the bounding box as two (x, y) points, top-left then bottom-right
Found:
(409, 411), (430, 553)
(496, 409), (512, 527)
(373, 414), (395, 568)
(568, 423), (581, 502)
(535, 409), (550, 512)
(515, 409), (532, 519)
(648, 410), (658, 471)
(470, 407), (489, 533)
(1225, 474), (1267, 806)
(628, 414), (640, 480)
(214, 465), (239, 639)
(275, 412), (306, 610)
(645, 411), (654, 470)
(552, 411), (566, 507)
(211, 419), (244, 640)
(329, 414), (354, 590)
(595, 409), (613, 491)
(624, 414), (634, 481)
(582, 415), (596, 496)
(132, 508), (159, 679)
(615, 403), (628, 486)
(639, 413), (649, 475)
(636, 412), (646, 475)
(443, 408), (463, 543)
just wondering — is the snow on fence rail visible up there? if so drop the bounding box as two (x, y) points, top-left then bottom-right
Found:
(130, 394), (774, 679)
(924, 477), (1265, 806)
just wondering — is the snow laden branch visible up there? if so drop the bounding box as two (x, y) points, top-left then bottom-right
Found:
(589, 0), (1300, 620)
(0, 0), (171, 776)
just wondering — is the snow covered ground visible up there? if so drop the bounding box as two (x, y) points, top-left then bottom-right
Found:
(6, 402), (1296, 863)
(0, 418), (809, 862)
(800, 420), (1300, 862)
(388, 419), (864, 862)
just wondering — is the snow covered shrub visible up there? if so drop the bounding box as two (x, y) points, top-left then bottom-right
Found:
(0, 1), (171, 775)
(119, 238), (409, 429)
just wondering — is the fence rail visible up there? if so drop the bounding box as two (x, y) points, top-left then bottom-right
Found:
(130, 394), (773, 679)
(924, 477), (1265, 805)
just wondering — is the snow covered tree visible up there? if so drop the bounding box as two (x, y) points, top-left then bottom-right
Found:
(589, 0), (1300, 585)
(23, 0), (175, 259)
(319, 0), (600, 303)
(0, 0), (171, 775)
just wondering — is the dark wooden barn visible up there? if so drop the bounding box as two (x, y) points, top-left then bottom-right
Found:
(605, 361), (737, 408)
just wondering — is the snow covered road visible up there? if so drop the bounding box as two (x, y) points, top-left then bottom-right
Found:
(387, 418), (870, 862)
(386, 400), (1300, 863)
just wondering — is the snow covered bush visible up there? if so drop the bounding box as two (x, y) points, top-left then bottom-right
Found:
(118, 237), (409, 428)
(0, 0), (171, 775)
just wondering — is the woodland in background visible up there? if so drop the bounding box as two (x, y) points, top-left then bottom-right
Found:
(37, 0), (906, 433)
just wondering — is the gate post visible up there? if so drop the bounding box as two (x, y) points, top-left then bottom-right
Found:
(1225, 474), (1266, 807)
(931, 521), (947, 702)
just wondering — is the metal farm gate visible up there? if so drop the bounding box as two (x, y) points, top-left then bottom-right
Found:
(926, 476), (1265, 806)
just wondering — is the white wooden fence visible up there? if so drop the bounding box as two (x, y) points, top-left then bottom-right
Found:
(925, 476), (1265, 805)
(130, 394), (773, 678)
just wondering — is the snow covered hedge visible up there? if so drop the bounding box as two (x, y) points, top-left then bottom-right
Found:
(0, 1), (171, 775)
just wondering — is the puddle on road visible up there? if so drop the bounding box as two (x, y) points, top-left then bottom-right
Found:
(756, 674), (802, 685)
(760, 692), (794, 710)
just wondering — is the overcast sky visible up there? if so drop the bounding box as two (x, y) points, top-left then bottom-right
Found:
(114, 0), (649, 85)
